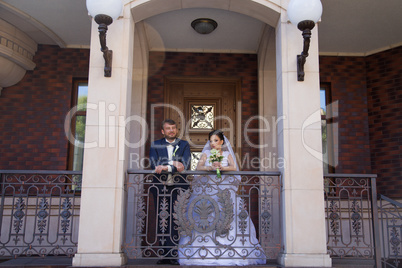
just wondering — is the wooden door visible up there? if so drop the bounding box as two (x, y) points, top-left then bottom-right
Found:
(165, 77), (241, 169)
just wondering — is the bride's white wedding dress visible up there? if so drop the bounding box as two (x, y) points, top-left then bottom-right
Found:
(177, 150), (266, 266)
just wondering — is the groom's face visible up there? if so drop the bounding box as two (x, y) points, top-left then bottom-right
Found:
(161, 123), (177, 141)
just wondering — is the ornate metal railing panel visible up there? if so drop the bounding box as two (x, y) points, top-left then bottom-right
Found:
(324, 174), (381, 267)
(0, 170), (81, 258)
(124, 170), (281, 262)
(378, 195), (402, 268)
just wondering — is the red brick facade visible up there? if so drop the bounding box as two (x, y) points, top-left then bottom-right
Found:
(0, 45), (89, 170)
(320, 46), (402, 197)
(319, 56), (372, 174)
(366, 47), (402, 197)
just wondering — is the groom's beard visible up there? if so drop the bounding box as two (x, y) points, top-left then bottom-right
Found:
(164, 133), (177, 142)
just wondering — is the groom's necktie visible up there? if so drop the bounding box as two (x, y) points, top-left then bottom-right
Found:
(165, 140), (175, 186)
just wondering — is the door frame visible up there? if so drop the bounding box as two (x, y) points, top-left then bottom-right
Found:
(164, 76), (242, 164)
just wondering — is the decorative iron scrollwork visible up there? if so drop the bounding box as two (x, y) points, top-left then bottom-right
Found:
(159, 197), (169, 234)
(124, 170), (282, 261)
(261, 198), (271, 234)
(329, 200), (340, 236)
(37, 197), (49, 244)
(136, 196), (146, 234)
(1, 171), (81, 258)
(60, 198), (72, 234)
(238, 198), (249, 245)
(238, 198), (248, 234)
(13, 197), (25, 235)
(390, 224), (401, 257)
(351, 200), (361, 236)
(173, 188), (234, 237)
(174, 189), (193, 237)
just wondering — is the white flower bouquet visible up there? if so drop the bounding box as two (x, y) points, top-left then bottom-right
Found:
(209, 149), (224, 178)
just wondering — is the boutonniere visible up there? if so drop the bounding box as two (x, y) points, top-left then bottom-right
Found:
(172, 145), (179, 156)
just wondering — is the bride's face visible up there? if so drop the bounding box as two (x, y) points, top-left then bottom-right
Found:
(209, 134), (224, 150)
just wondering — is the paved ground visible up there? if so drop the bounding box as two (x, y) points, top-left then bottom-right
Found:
(0, 257), (376, 268)
(0, 257), (280, 268)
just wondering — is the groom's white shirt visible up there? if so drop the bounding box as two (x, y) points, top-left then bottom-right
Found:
(165, 138), (176, 173)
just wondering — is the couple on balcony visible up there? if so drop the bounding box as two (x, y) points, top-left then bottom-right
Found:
(150, 119), (266, 265)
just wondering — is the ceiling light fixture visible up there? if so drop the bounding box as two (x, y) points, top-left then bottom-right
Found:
(288, 0), (323, 81)
(191, 18), (218, 34)
(86, 0), (123, 77)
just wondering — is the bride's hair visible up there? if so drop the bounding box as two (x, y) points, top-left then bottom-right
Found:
(208, 129), (225, 145)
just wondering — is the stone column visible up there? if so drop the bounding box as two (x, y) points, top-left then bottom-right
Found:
(258, 25), (277, 170)
(275, 12), (332, 267)
(72, 7), (134, 267)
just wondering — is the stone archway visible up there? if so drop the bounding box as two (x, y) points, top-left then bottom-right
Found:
(128, 0), (280, 27)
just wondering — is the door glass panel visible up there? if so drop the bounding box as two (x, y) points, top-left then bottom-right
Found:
(191, 105), (214, 129)
(191, 152), (202, 170)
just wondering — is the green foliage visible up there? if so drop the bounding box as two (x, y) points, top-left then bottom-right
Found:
(75, 96), (87, 142)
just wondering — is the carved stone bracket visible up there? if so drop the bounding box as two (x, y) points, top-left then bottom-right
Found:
(0, 18), (37, 95)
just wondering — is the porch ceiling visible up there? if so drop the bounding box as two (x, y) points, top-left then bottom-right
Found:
(0, 0), (401, 55)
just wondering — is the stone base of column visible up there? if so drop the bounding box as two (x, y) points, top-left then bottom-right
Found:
(72, 253), (127, 267)
(278, 253), (332, 267)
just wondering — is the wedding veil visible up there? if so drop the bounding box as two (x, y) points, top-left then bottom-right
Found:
(201, 134), (239, 171)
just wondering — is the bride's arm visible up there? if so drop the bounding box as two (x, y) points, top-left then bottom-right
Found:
(196, 153), (213, 171)
(220, 154), (237, 171)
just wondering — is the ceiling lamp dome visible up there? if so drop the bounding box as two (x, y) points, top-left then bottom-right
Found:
(191, 18), (218, 34)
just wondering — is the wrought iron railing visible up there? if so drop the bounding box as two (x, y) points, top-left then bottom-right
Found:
(324, 174), (402, 268)
(1, 169), (398, 267)
(324, 174), (382, 267)
(378, 195), (402, 268)
(124, 170), (281, 263)
(0, 170), (81, 258)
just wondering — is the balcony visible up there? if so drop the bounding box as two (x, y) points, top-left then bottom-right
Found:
(0, 170), (401, 267)
(0, 170), (81, 258)
(123, 170), (282, 263)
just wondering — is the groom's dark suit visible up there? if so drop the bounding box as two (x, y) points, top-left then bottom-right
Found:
(149, 138), (191, 258)
(149, 138), (191, 173)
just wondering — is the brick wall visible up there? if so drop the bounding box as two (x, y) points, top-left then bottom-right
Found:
(319, 46), (402, 198)
(319, 56), (372, 174)
(0, 45), (89, 170)
(147, 52), (259, 170)
(366, 46), (402, 197)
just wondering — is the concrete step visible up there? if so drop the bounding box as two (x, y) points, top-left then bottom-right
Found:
(0, 257), (281, 268)
(1, 257), (379, 268)
(331, 258), (375, 268)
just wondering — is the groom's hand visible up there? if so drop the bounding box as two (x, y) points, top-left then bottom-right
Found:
(155, 165), (168, 174)
(172, 161), (185, 172)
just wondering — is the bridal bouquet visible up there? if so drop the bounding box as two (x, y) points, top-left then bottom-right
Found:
(209, 149), (224, 178)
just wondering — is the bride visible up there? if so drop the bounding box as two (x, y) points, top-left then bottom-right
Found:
(176, 130), (266, 266)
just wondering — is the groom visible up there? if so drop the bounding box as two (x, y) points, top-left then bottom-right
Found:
(149, 119), (191, 265)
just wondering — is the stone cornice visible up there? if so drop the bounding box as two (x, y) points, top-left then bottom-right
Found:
(0, 18), (37, 94)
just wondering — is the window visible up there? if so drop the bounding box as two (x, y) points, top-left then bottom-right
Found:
(68, 80), (88, 171)
(320, 84), (335, 174)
